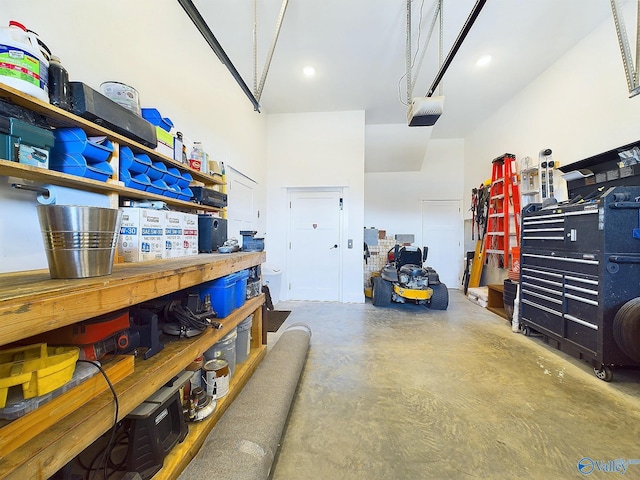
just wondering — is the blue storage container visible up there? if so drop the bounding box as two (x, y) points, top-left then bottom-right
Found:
(177, 171), (193, 189)
(200, 275), (236, 318)
(49, 152), (112, 181)
(165, 167), (182, 186)
(146, 178), (169, 195)
(120, 147), (151, 174)
(229, 269), (250, 308)
(120, 170), (150, 191)
(146, 159), (166, 180)
(163, 184), (181, 198)
(52, 127), (113, 162)
(141, 108), (174, 132)
(178, 187), (193, 201)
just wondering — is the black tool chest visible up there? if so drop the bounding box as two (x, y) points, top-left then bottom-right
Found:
(520, 185), (640, 380)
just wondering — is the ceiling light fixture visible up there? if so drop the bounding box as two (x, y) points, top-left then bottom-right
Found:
(476, 54), (492, 67)
(303, 66), (315, 77)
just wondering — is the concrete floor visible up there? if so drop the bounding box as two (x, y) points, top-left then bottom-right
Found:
(267, 290), (640, 480)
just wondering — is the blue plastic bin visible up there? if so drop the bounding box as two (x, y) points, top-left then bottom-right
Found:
(163, 184), (181, 198)
(49, 153), (112, 181)
(229, 269), (250, 308)
(120, 170), (150, 191)
(178, 187), (193, 201)
(141, 108), (174, 132)
(120, 147), (151, 174)
(177, 171), (193, 189)
(165, 167), (182, 186)
(200, 275), (236, 318)
(146, 159), (166, 180)
(146, 178), (169, 195)
(52, 127), (113, 162)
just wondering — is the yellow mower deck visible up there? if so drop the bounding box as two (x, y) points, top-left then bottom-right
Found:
(393, 285), (433, 300)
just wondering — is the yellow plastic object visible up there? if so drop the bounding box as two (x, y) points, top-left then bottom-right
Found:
(0, 343), (79, 408)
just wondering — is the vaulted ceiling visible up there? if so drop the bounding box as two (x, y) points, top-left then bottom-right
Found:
(193, 0), (620, 171)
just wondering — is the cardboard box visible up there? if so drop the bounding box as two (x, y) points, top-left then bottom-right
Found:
(164, 210), (184, 258)
(118, 207), (165, 262)
(183, 213), (199, 256)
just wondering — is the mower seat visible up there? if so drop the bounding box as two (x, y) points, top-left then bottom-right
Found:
(396, 247), (422, 269)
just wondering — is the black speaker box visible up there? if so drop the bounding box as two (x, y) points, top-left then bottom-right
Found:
(198, 215), (227, 253)
(69, 82), (157, 148)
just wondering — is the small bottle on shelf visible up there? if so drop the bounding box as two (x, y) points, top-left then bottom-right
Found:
(189, 142), (204, 171)
(175, 132), (185, 164)
(48, 55), (70, 110)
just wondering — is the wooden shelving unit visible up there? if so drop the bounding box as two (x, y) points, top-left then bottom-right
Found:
(0, 83), (221, 187)
(0, 252), (266, 479)
(486, 283), (507, 320)
(0, 83), (266, 479)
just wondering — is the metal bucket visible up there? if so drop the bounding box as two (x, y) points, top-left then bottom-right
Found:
(36, 205), (122, 278)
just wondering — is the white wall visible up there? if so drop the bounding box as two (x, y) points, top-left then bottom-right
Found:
(266, 111), (365, 303)
(464, 6), (640, 219)
(0, 0), (267, 272)
(364, 138), (465, 240)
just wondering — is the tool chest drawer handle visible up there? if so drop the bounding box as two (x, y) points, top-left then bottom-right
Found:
(610, 202), (640, 209)
(608, 255), (640, 264)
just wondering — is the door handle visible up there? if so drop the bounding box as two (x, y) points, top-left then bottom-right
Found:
(330, 244), (338, 249)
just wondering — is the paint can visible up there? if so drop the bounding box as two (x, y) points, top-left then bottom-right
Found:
(202, 358), (230, 399)
(186, 355), (204, 389)
(100, 81), (141, 115)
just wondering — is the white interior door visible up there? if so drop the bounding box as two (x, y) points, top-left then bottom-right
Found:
(287, 189), (342, 301)
(421, 200), (463, 289)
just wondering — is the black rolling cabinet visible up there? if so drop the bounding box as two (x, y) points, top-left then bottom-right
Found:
(519, 185), (640, 381)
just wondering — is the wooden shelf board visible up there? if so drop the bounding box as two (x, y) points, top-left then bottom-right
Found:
(0, 251), (266, 347)
(487, 306), (508, 320)
(0, 83), (222, 186)
(0, 295), (265, 479)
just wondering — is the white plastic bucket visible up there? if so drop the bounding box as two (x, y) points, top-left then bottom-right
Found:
(204, 327), (237, 378)
(100, 81), (141, 115)
(236, 316), (252, 365)
(0, 21), (49, 102)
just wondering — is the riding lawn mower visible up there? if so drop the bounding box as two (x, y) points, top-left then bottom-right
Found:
(370, 245), (449, 310)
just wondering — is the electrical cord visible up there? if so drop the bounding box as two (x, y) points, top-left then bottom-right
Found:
(77, 359), (119, 480)
(169, 303), (214, 332)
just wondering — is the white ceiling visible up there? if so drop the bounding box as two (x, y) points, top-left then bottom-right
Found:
(194, 0), (619, 172)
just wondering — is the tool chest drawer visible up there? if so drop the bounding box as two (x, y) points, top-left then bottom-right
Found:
(521, 297), (563, 336)
(563, 314), (598, 353)
(521, 205), (600, 251)
(521, 251), (599, 276)
(521, 212), (566, 249)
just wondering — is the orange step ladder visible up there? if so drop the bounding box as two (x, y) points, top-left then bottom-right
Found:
(485, 153), (521, 269)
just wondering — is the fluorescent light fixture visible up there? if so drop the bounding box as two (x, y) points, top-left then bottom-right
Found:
(476, 54), (492, 67)
(303, 66), (315, 77)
